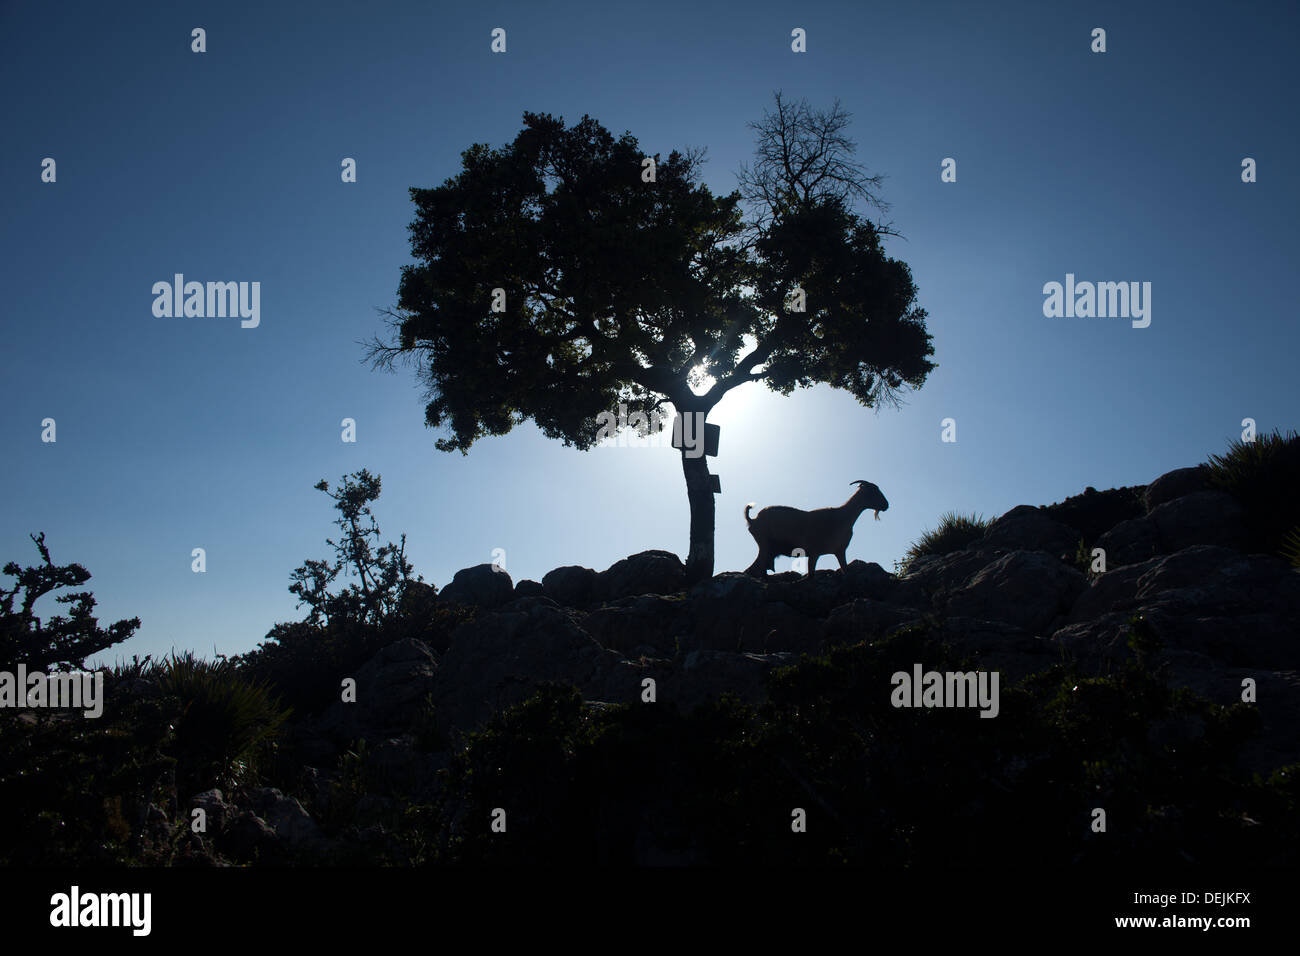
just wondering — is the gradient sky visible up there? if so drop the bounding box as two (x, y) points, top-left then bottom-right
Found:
(2, 0), (1296, 666)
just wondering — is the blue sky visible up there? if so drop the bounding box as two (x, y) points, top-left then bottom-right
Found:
(2, 0), (1296, 665)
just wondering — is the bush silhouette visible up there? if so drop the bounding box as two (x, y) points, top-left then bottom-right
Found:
(1206, 428), (1300, 558)
(899, 512), (989, 573)
(1, 532), (140, 671)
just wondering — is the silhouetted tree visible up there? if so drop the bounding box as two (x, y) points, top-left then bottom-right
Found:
(288, 470), (418, 628)
(370, 92), (936, 582)
(0, 533), (140, 671)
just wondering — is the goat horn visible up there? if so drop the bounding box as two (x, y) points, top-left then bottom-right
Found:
(851, 480), (868, 486)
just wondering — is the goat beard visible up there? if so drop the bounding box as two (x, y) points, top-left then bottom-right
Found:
(873, 510), (881, 521)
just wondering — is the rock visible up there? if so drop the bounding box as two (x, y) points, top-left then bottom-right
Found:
(1162, 661), (1300, 771)
(742, 602), (824, 656)
(681, 575), (821, 656)
(1094, 492), (1246, 569)
(244, 787), (326, 850)
(1049, 611), (1138, 669)
(431, 603), (628, 730)
(1057, 547), (1300, 670)
(944, 550), (1087, 634)
(192, 788), (234, 833)
(542, 565), (600, 607)
(220, 811), (278, 860)
(438, 564), (515, 608)
(671, 650), (799, 706)
(598, 550), (687, 601)
(1148, 490), (1247, 553)
(317, 638), (438, 740)
(839, 561), (915, 603)
(582, 595), (684, 658)
(514, 579), (545, 598)
(901, 548), (998, 597)
(907, 616), (1056, 683)
(692, 572), (766, 603)
(1042, 485), (1147, 544)
(1145, 465), (1210, 511)
(980, 505), (1080, 558)
(504, 595), (560, 612)
(1067, 562), (1149, 624)
(825, 599), (917, 645)
(1095, 515), (1161, 568)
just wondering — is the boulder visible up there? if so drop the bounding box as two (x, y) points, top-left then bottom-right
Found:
(1042, 485), (1147, 544)
(825, 599), (917, 645)
(431, 603), (628, 730)
(598, 550), (687, 601)
(944, 550), (1087, 634)
(679, 576), (821, 656)
(243, 788), (326, 852)
(906, 616), (1056, 683)
(900, 547), (998, 596)
(582, 595), (684, 658)
(438, 564), (515, 608)
(192, 788), (234, 834)
(220, 811), (279, 861)
(317, 638), (438, 740)
(980, 505), (1080, 558)
(1148, 490), (1247, 553)
(1057, 547), (1300, 670)
(514, 579), (546, 598)
(1095, 515), (1161, 568)
(542, 565), (600, 607)
(1145, 465), (1210, 511)
(692, 572), (765, 603)
(839, 560), (923, 606)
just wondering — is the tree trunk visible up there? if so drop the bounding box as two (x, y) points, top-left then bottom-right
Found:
(681, 449), (715, 584)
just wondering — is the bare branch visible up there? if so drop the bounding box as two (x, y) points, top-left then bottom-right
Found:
(736, 91), (890, 230)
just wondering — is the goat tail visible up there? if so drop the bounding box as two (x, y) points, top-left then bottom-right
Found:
(745, 503), (757, 525)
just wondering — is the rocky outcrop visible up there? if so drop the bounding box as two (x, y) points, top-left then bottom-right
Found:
(316, 638), (438, 742)
(979, 505), (1080, 558)
(1145, 465), (1210, 511)
(438, 564), (514, 608)
(175, 454), (1289, 866)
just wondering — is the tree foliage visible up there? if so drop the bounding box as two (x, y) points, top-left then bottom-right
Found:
(288, 470), (418, 628)
(370, 95), (936, 450)
(0, 532), (140, 671)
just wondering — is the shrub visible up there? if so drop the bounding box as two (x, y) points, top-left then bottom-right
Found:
(417, 619), (1293, 867)
(1281, 526), (1300, 570)
(152, 651), (291, 794)
(1206, 428), (1300, 557)
(289, 470), (420, 629)
(1, 532), (140, 671)
(898, 511), (989, 573)
(0, 681), (175, 865)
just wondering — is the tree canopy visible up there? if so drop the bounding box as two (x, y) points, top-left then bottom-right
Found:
(370, 93), (936, 578)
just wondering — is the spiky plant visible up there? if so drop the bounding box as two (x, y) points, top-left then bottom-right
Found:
(1280, 526), (1300, 570)
(1205, 429), (1300, 557)
(898, 511), (989, 574)
(154, 651), (291, 792)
